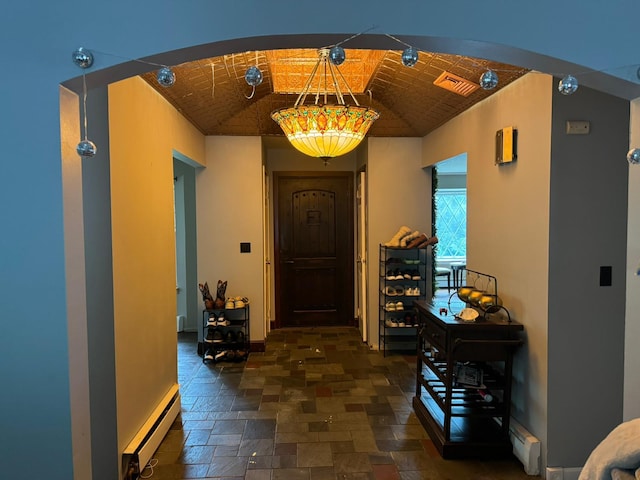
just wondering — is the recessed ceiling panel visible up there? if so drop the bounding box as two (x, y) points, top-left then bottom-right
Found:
(266, 49), (385, 95)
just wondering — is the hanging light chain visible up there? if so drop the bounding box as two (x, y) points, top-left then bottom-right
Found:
(295, 48), (363, 108)
(73, 47), (97, 157)
(82, 73), (90, 141)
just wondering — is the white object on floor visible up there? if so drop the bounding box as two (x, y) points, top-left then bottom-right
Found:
(578, 418), (640, 480)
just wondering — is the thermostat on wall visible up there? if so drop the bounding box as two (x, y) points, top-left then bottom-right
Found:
(496, 126), (517, 165)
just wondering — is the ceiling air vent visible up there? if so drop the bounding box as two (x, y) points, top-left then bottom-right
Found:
(433, 71), (479, 97)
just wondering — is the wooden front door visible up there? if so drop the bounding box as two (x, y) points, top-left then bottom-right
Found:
(274, 172), (354, 327)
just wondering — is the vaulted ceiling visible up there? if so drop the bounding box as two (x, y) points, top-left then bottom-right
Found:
(140, 48), (529, 138)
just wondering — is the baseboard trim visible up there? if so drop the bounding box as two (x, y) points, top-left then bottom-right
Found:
(267, 320), (359, 330)
(199, 341), (264, 354)
(546, 466), (582, 480)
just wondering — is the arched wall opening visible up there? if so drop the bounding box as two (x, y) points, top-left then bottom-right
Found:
(63, 33), (640, 99)
(57, 27), (639, 480)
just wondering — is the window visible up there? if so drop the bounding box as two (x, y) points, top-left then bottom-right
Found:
(435, 188), (466, 258)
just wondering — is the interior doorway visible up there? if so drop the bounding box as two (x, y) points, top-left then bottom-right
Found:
(173, 156), (199, 333)
(433, 153), (468, 295)
(174, 173), (186, 331)
(273, 172), (354, 327)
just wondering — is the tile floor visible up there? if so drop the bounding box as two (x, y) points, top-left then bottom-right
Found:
(150, 326), (532, 479)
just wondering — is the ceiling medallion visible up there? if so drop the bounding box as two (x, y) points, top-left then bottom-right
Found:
(271, 48), (379, 160)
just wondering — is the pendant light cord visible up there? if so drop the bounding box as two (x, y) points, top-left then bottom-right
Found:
(82, 73), (89, 141)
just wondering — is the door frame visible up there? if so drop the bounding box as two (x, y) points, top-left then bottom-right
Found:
(173, 155), (199, 333)
(356, 167), (368, 342)
(262, 165), (272, 336)
(273, 171), (355, 329)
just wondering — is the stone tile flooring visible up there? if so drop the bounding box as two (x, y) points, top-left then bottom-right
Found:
(150, 327), (532, 479)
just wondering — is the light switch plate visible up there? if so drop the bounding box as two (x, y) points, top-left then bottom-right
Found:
(566, 120), (590, 135)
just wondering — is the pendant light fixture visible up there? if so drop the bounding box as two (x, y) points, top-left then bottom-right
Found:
(271, 47), (379, 161)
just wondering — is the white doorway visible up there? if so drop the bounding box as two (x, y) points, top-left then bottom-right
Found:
(174, 173), (186, 331)
(433, 153), (467, 295)
(262, 165), (272, 335)
(173, 156), (199, 333)
(356, 169), (369, 343)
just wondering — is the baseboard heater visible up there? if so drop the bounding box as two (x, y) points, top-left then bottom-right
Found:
(123, 384), (181, 479)
(496, 417), (541, 475)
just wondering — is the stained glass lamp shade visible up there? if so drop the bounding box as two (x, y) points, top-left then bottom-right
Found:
(271, 48), (379, 159)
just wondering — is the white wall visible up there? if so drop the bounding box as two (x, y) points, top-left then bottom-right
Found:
(367, 137), (432, 348)
(197, 137), (265, 344)
(422, 72), (553, 467)
(108, 76), (205, 467)
(547, 79), (629, 469)
(625, 99), (640, 421)
(60, 85), (93, 480)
